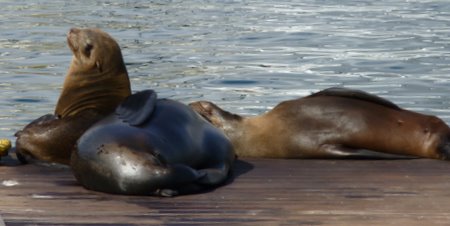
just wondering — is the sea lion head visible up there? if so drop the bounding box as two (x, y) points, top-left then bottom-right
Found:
(426, 117), (450, 160)
(66, 28), (123, 75)
(55, 28), (131, 118)
(189, 101), (242, 130)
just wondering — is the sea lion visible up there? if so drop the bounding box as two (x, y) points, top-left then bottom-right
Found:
(189, 87), (450, 160)
(15, 28), (131, 165)
(71, 90), (235, 196)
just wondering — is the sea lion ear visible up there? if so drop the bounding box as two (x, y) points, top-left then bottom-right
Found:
(95, 61), (102, 73)
(116, 90), (157, 126)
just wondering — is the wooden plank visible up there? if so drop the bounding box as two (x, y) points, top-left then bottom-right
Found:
(1, 158), (450, 225)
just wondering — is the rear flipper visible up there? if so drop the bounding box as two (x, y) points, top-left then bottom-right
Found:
(319, 144), (417, 159)
(155, 164), (232, 196)
(152, 164), (207, 197)
(197, 165), (232, 185)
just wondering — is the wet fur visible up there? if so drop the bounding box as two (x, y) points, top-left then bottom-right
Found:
(15, 28), (131, 165)
(190, 87), (450, 160)
(71, 90), (235, 196)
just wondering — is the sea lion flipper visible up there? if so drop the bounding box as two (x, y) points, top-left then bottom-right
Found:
(153, 189), (179, 197)
(196, 167), (230, 185)
(309, 87), (400, 110)
(116, 90), (157, 126)
(320, 144), (416, 159)
(150, 164), (207, 197)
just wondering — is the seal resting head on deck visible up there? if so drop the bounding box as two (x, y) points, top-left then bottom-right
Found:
(189, 87), (450, 160)
(71, 90), (235, 196)
(15, 28), (131, 165)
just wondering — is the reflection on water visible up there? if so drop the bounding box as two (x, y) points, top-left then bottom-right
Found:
(1, 0), (450, 140)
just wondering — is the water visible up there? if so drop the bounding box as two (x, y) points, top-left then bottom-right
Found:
(1, 0), (450, 141)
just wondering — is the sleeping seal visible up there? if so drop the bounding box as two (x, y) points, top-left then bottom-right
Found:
(71, 90), (235, 196)
(190, 87), (450, 160)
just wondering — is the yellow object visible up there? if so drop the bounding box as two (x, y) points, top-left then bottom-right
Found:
(0, 139), (11, 156)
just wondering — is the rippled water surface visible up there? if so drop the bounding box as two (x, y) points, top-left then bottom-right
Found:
(1, 0), (450, 141)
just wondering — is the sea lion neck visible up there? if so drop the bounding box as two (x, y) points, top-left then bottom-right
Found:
(55, 68), (131, 118)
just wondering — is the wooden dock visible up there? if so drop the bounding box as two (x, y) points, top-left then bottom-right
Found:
(1, 157), (450, 225)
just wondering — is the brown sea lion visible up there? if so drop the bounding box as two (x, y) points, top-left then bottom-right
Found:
(189, 87), (450, 160)
(71, 90), (235, 196)
(15, 28), (131, 165)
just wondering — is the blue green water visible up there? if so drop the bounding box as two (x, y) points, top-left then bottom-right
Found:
(1, 0), (450, 141)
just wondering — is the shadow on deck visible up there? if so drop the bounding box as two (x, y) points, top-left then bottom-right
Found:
(1, 157), (450, 225)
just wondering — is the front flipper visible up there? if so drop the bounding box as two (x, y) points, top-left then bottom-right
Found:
(319, 144), (417, 159)
(116, 89), (157, 126)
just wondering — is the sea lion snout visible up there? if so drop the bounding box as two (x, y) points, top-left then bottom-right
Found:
(15, 138), (33, 164)
(15, 132), (60, 165)
(189, 101), (228, 129)
(67, 28), (81, 52)
(189, 101), (242, 129)
(69, 28), (80, 34)
(66, 27), (102, 62)
(189, 101), (215, 122)
(437, 138), (450, 160)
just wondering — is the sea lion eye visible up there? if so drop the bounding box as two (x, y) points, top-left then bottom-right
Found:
(84, 44), (93, 57)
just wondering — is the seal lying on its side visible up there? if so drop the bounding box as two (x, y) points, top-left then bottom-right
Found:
(190, 87), (450, 160)
(71, 90), (235, 196)
(15, 28), (131, 164)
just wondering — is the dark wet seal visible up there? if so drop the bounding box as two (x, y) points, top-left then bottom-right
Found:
(71, 90), (235, 196)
